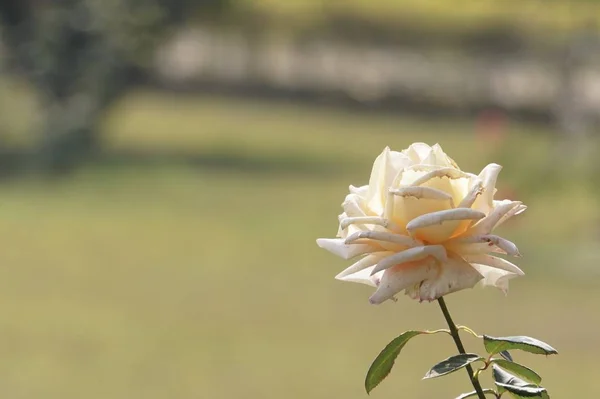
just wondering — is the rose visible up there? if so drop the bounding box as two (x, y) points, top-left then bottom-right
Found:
(316, 143), (526, 304)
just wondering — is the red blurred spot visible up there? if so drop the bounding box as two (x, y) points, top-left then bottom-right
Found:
(475, 109), (508, 146)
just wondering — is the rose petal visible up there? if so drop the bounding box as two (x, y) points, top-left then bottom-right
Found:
(457, 179), (484, 208)
(349, 184), (369, 196)
(467, 201), (521, 236)
(341, 193), (367, 218)
(400, 169), (470, 214)
(367, 147), (411, 215)
(448, 177), (472, 206)
(337, 266), (383, 287)
(392, 192), (454, 230)
(371, 245), (447, 275)
(391, 186), (454, 203)
(472, 163), (502, 214)
(410, 168), (470, 187)
(470, 264), (519, 294)
(338, 193), (369, 237)
(407, 209), (486, 230)
(463, 254), (524, 276)
(406, 208), (485, 243)
(344, 231), (420, 248)
(447, 235), (521, 257)
(369, 258), (438, 304)
(431, 143), (460, 169)
(337, 212), (364, 239)
(402, 142), (434, 164)
(495, 203), (527, 228)
(339, 217), (403, 233)
(316, 238), (376, 260)
(415, 254), (483, 301)
(335, 252), (392, 281)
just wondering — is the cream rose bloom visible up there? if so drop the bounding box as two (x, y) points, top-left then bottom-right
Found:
(316, 143), (526, 304)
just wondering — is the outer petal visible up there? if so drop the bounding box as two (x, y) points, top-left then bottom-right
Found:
(467, 201), (522, 236)
(335, 252), (393, 280)
(371, 245), (447, 275)
(373, 245), (448, 273)
(344, 231), (419, 247)
(336, 214), (348, 238)
(367, 147), (411, 215)
(458, 178), (484, 208)
(369, 258), (438, 304)
(337, 193), (369, 238)
(423, 143), (460, 168)
(472, 163), (502, 214)
(336, 265), (382, 287)
(316, 238), (376, 260)
(402, 142), (433, 164)
(463, 254), (524, 276)
(470, 264), (519, 294)
(341, 193), (368, 218)
(433, 143), (460, 169)
(349, 184), (369, 197)
(388, 149), (414, 167)
(495, 203), (527, 228)
(446, 235), (521, 257)
(414, 254), (483, 301)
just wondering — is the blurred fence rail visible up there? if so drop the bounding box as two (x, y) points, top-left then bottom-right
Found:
(155, 26), (600, 126)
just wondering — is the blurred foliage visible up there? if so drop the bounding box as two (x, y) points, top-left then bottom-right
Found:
(0, 0), (232, 173)
(243, 0), (600, 39)
(0, 0), (598, 174)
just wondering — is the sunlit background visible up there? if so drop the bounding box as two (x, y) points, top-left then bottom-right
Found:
(0, 1), (599, 398)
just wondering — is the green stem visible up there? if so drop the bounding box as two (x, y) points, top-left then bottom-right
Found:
(437, 297), (487, 399)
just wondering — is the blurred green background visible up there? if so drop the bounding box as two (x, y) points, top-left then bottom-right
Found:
(0, 1), (599, 398)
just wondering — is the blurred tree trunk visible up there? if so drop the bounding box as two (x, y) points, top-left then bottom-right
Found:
(31, 3), (132, 172)
(0, 0), (136, 173)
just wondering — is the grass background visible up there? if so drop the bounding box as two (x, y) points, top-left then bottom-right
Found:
(0, 90), (598, 398)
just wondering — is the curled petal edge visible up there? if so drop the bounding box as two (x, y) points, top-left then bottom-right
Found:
(448, 235), (521, 257)
(390, 186), (454, 206)
(370, 245), (447, 275)
(464, 254), (525, 276)
(344, 231), (420, 247)
(316, 238), (375, 260)
(406, 208), (486, 233)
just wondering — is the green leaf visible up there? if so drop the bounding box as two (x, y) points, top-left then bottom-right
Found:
(423, 353), (483, 379)
(365, 330), (423, 394)
(484, 335), (558, 356)
(500, 350), (513, 361)
(493, 365), (550, 398)
(455, 389), (498, 398)
(491, 359), (542, 385)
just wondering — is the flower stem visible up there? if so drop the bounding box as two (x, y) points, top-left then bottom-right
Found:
(437, 297), (487, 399)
